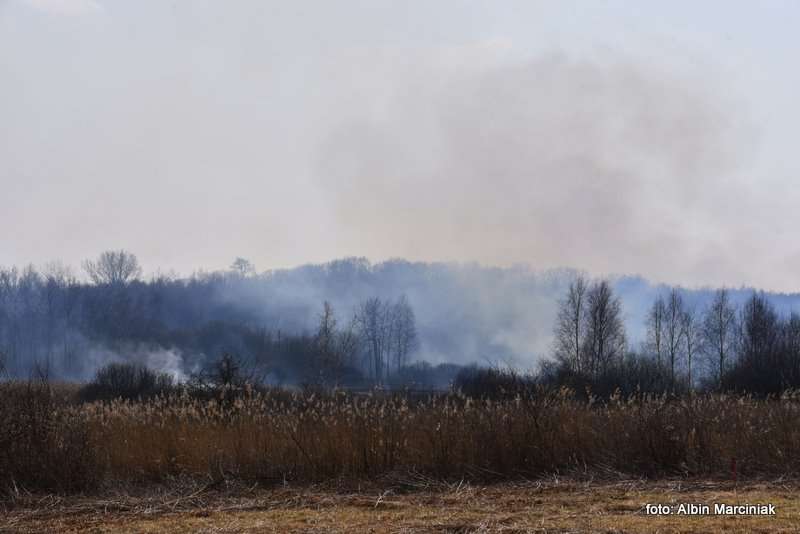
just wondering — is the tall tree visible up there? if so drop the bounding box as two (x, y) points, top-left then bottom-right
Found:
(735, 292), (781, 392)
(355, 296), (419, 383)
(664, 288), (685, 386)
(645, 295), (667, 366)
(389, 295), (418, 372)
(315, 301), (339, 381)
(583, 280), (626, 377)
(681, 306), (700, 391)
(553, 275), (588, 373)
(701, 288), (737, 390)
(83, 250), (142, 285)
(355, 297), (390, 382)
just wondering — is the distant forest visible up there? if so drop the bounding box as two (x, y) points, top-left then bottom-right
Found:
(2, 250), (800, 394)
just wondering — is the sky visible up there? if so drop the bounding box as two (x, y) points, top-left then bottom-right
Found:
(2, 0), (800, 291)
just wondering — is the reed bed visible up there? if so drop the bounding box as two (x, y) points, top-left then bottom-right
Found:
(3, 383), (800, 495)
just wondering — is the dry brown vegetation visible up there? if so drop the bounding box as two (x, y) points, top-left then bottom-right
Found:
(4, 478), (799, 533)
(4, 381), (800, 500)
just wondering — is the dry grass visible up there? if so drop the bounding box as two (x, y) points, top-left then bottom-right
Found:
(5, 382), (800, 496)
(0, 381), (98, 494)
(81, 388), (800, 483)
(3, 478), (799, 533)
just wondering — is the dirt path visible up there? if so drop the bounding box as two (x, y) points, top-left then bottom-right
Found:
(3, 479), (798, 533)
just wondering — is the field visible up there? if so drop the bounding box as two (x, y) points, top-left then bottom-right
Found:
(4, 478), (799, 533)
(4, 382), (800, 532)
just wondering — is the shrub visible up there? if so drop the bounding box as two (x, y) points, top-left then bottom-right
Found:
(453, 365), (535, 399)
(388, 362), (463, 390)
(538, 354), (680, 400)
(78, 362), (175, 402)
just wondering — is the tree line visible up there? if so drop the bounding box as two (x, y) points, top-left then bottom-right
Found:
(0, 250), (417, 386)
(4, 249), (800, 395)
(551, 274), (800, 395)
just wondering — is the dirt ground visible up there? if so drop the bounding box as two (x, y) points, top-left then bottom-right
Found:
(2, 477), (799, 533)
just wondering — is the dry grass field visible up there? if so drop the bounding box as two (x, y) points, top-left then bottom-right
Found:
(3, 478), (799, 533)
(6, 382), (800, 492)
(4, 382), (800, 532)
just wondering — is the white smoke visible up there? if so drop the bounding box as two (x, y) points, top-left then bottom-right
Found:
(82, 343), (192, 382)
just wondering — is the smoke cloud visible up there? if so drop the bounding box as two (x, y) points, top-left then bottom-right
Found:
(79, 343), (191, 382)
(318, 52), (754, 288)
(3, 1), (797, 292)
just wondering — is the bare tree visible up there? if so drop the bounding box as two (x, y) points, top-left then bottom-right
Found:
(735, 292), (781, 391)
(701, 288), (737, 390)
(645, 295), (666, 366)
(553, 275), (588, 373)
(664, 288), (685, 386)
(389, 295), (418, 372)
(60, 272), (81, 372)
(17, 266), (42, 369)
(681, 306), (700, 391)
(583, 280), (626, 377)
(315, 301), (339, 382)
(83, 250), (142, 285)
(41, 262), (73, 370)
(230, 257), (255, 277)
(355, 297), (390, 382)
(354, 295), (419, 383)
(337, 315), (361, 370)
(0, 267), (20, 373)
(215, 352), (243, 387)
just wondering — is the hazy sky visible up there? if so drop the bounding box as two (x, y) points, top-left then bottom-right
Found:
(2, 1), (800, 291)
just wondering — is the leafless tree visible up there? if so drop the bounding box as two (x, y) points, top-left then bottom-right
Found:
(553, 274), (588, 373)
(645, 295), (666, 366)
(583, 280), (626, 377)
(230, 257), (255, 277)
(0, 267), (19, 372)
(681, 306), (700, 391)
(355, 297), (390, 382)
(41, 262), (73, 369)
(701, 288), (737, 390)
(389, 295), (418, 372)
(17, 266), (42, 368)
(337, 315), (361, 369)
(664, 288), (685, 386)
(736, 292), (781, 389)
(315, 301), (340, 381)
(354, 295), (418, 383)
(83, 250), (142, 285)
(215, 352), (243, 387)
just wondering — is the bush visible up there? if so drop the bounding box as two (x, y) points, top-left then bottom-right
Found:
(78, 362), (175, 402)
(453, 365), (535, 399)
(538, 354), (681, 400)
(388, 362), (463, 390)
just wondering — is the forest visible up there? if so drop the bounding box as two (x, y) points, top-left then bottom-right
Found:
(2, 250), (800, 396)
(4, 251), (800, 524)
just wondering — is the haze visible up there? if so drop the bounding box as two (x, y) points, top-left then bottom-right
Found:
(3, 1), (799, 291)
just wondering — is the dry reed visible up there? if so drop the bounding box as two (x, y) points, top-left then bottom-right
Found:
(4, 384), (800, 495)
